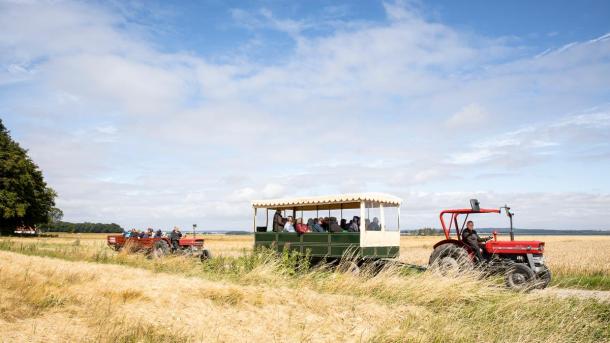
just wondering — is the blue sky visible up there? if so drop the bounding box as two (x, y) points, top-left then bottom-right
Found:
(1, 0), (609, 230)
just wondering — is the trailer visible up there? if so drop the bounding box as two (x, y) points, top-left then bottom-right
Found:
(251, 193), (402, 262)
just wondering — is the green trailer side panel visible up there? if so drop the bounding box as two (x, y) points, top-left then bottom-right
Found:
(255, 232), (276, 242)
(302, 234), (329, 243)
(277, 233), (301, 243)
(254, 232), (399, 259)
(330, 233), (360, 244)
(302, 245), (329, 255)
(329, 245), (358, 257)
(361, 247), (375, 256)
(388, 246), (399, 257)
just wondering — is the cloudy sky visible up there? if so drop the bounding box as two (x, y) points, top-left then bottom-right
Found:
(1, 0), (610, 230)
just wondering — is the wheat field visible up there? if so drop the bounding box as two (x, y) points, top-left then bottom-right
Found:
(0, 234), (609, 342)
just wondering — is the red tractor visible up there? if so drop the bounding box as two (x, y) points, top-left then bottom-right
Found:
(107, 235), (211, 261)
(429, 199), (551, 289)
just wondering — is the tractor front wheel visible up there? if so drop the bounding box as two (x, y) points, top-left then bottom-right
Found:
(151, 240), (170, 259)
(535, 266), (552, 289)
(200, 248), (212, 261)
(505, 264), (535, 290)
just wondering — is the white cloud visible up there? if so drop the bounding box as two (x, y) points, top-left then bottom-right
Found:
(445, 103), (489, 128)
(1, 1), (609, 230)
(450, 109), (610, 166)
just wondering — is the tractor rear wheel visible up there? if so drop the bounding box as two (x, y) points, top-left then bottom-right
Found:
(151, 240), (170, 259)
(429, 244), (472, 274)
(535, 266), (552, 289)
(505, 263), (536, 290)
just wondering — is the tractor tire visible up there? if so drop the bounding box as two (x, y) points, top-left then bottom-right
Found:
(535, 266), (552, 289)
(505, 263), (536, 290)
(151, 240), (170, 259)
(428, 244), (472, 274)
(200, 248), (212, 261)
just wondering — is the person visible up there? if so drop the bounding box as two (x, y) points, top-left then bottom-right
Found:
(273, 209), (285, 232)
(309, 218), (322, 232)
(329, 217), (342, 233)
(170, 227), (182, 252)
(461, 221), (485, 262)
(139, 230), (148, 239)
(340, 219), (348, 231)
(154, 229), (162, 238)
(284, 216), (295, 232)
(130, 228), (139, 238)
(146, 228), (154, 237)
(368, 217), (381, 231)
(295, 218), (309, 233)
(307, 218), (315, 231)
(322, 217), (330, 231)
(348, 216), (360, 232)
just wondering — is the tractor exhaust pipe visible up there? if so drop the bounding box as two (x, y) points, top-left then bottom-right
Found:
(502, 205), (515, 241)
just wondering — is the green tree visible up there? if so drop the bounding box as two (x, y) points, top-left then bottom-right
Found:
(0, 119), (57, 235)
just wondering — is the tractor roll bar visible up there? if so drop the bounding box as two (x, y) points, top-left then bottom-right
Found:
(439, 208), (501, 240)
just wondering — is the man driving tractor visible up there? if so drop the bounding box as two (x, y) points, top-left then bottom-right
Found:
(461, 220), (486, 263)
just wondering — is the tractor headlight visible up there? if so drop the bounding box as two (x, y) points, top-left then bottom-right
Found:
(532, 255), (545, 265)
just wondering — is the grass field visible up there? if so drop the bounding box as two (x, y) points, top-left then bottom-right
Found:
(0, 233), (609, 342)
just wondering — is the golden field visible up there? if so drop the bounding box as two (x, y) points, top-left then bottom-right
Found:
(0, 234), (609, 342)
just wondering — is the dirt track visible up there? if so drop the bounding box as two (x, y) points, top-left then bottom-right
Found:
(538, 288), (610, 302)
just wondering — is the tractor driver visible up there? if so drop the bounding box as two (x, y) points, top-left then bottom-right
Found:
(462, 221), (485, 263)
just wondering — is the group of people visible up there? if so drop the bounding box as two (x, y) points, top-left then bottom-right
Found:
(123, 227), (184, 252)
(123, 227), (163, 239)
(272, 210), (382, 233)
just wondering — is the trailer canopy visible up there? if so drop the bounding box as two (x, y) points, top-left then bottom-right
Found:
(251, 192), (402, 210)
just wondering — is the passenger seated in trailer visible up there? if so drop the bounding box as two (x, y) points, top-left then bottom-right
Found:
(313, 218), (325, 232)
(368, 217), (381, 231)
(348, 216), (360, 232)
(273, 209), (285, 232)
(284, 216), (295, 232)
(154, 229), (163, 238)
(329, 217), (342, 233)
(307, 218), (315, 231)
(295, 218), (309, 233)
(340, 219), (348, 230)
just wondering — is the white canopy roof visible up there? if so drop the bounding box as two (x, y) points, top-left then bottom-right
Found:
(251, 192), (402, 210)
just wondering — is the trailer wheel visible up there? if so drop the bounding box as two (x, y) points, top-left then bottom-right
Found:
(200, 249), (212, 261)
(429, 244), (471, 274)
(152, 240), (170, 258)
(535, 266), (552, 289)
(505, 264), (535, 290)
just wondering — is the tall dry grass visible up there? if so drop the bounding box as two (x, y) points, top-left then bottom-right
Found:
(2, 233), (610, 289)
(1, 250), (609, 342)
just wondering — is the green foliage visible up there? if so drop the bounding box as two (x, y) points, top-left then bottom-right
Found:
(40, 221), (123, 233)
(0, 119), (57, 234)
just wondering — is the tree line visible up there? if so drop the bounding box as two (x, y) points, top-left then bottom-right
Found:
(40, 221), (123, 233)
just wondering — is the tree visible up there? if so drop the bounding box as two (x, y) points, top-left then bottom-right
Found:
(48, 207), (64, 223)
(0, 119), (57, 235)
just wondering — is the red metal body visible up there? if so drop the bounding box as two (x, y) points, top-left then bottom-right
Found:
(437, 208), (544, 255)
(106, 235), (204, 250)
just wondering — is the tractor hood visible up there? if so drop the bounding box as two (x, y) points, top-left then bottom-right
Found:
(485, 240), (545, 254)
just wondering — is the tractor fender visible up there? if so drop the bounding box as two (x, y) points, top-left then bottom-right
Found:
(432, 239), (475, 259)
(432, 239), (470, 251)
